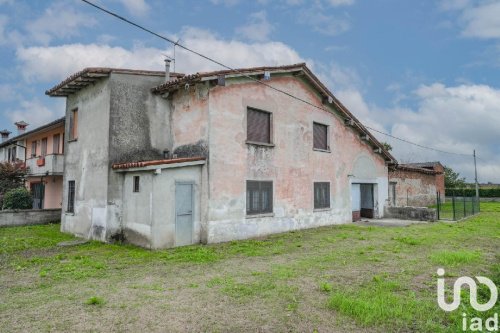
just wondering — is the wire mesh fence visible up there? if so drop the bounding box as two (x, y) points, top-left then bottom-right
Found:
(436, 191), (480, 220)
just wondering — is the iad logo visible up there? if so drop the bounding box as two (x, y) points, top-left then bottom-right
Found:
(437, 268), (499, 332)
(437, 268), (498, 312)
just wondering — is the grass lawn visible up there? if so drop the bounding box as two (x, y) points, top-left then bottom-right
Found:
(1, 204), (499, 332)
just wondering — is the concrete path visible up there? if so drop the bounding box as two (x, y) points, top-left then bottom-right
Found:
(354, 218), (430, 227)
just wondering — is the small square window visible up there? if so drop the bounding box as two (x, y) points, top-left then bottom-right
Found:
(246, 180), (273, 215)
(313, 122), (328, 151)
(314, 182), (330, 209)
(133, 176), (140, 193)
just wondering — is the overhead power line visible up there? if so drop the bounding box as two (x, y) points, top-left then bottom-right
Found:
(365, 126), (472, 157)
(81, 0), (474, 159)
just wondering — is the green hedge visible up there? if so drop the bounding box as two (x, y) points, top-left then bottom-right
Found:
(2, 187), (33, 210)
(445, 188), (500, 197)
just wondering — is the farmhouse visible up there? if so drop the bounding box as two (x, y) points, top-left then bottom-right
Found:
(46, 63), (395, 248)
(388, 162), (445, 207)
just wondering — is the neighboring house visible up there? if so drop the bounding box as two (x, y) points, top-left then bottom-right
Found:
(46, 63), (394, 249)
(0, 122), (29, 164)
(0, 118), (65, 209)
(388, 162), (445, 207)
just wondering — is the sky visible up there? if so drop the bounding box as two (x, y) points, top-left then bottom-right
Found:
(0, 0), (499, 182)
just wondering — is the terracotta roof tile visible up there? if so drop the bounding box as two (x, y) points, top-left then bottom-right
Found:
(112, 156), (205, 170)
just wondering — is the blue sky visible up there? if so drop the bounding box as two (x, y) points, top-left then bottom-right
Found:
(0, 0), (499, 182)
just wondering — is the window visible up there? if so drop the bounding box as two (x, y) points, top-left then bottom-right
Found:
(133, 176), (140, 192)
(247, 107), (271, 144)
(389, 182), (396, 206)
(314, 182), (330, 209)
(313, 122), (328, 151)
(70, 108), (78, 140)
(41, 138), (47, 157)
(67, 180), (75, 213)
(31, 141), (37, 157)
(10, 147), (16, 162)
(53, 134), (60, 154)
(246, 180), (273, 215)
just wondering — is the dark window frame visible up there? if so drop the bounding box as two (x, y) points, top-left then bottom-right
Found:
(314, 182), (330, 209)
(313, 122), (329, 151)
(246, 180), (273, 215)
(67, 180), (75, 213)
(246, 107), (273, 146)
(133, 176), (140, 193)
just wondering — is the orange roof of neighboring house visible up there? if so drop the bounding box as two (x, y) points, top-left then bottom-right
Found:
(0, 117), (65, 148)
(152, 63), (396, 163)
(112, 156), (206, 170)
(46, 67), (184, 97)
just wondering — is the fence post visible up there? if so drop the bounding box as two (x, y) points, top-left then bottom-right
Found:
(436, 191), (440, 220)
(463, 190), (466, 218)
(472, 195), (475, 215)
(452, 192), (456, 220)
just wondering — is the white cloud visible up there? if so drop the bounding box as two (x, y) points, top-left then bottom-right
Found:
(461, 2), (500, 39)
(299, 6), (351, 36)
(16, 27), (306, 83)
(236, 11), (274, 42)
(116, 0), (150, 17)
(26, 1), (97, 45)
(326, 0), (354, 6)
(6, 99), (65, 129)
(0, 15), (7, 44)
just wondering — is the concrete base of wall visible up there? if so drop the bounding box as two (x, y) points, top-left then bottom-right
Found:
(384, 206), (437, 222)
(0, 209), (61, 227)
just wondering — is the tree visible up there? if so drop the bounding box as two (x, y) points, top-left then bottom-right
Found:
(0, 161), (28, 208)
(444, 166), (466, 189)
(2, 187), (32, 210)
(381, 142), (393, 151)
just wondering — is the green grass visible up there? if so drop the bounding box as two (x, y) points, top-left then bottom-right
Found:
(1, 204), (500, 332)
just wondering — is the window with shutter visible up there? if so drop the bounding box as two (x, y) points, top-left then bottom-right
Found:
(53, 134), (60, 154)
(246, 180), (273, 215)
(247, 108), (271, 144)
(313, 122), (328, 151)
(31, 141), (37, 157)
(41, 138), (48, 157)
(314, 182), (330, 209)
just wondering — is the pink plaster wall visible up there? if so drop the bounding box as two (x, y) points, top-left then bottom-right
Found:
(205, 76), (387, 220)
(26, 124), (64, 158)
(27, 175), (63, 209)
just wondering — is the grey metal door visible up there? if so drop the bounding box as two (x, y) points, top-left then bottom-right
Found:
(175, 183), (194, 246)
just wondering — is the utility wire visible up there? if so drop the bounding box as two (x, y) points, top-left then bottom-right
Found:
(81, 0), (474, 159)
(365, 126), (472, 157)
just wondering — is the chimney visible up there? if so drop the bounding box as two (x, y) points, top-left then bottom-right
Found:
(0, 129), (11, 142)
(164, 58), (171, 83)
(14, 121), (29, 135)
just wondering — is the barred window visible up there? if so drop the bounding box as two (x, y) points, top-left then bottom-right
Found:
(246, 180), (273, 215)
(313, 122), (328, 150)
(247, 108), (271, 144)
(133, 176), (140, 193)
(314, 182), (330, 209)
(67, 181), (75, 213)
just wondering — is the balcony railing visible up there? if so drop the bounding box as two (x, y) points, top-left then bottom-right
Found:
(25, 154), (64, 176)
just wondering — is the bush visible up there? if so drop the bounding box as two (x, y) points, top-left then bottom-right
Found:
(445, 188), (500, 198)
(2, 187), (33, 210)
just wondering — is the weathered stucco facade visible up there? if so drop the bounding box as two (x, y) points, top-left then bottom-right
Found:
(388, 164), (443, 207)
(47, 64), (394, 248)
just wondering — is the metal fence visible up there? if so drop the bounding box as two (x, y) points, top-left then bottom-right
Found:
(436, 191), (480, 221)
